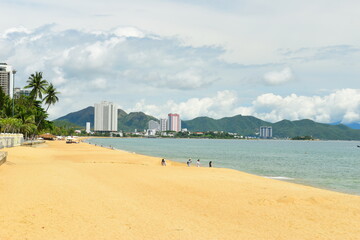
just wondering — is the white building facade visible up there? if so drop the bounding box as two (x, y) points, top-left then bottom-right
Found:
(94, 101), (118, 132)
(86, 122), (91, 133)
(168, 113), (181, 132)
(260, 126), (272, 139)
(148, 120), (160, 131)
(160, 118), (168, 132)
(0, 63), (15, 98)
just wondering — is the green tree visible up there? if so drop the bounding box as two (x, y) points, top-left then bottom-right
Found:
(25, 72), (48, 100)
(43, 83), (60, 112)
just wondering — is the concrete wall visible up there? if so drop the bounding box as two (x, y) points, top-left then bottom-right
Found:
(0, 134), (24, 149)
(0, 151), (7, 166)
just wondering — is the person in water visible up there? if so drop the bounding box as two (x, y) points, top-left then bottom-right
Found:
(196, 159), (200, 167)
(209, 161), (212, 167)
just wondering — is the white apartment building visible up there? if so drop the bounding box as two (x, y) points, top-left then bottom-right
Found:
(94, 101), (118, 132)
(160, 118), (168, 132)
(14, 88), (31, 99)
(86, 122), (91, 133)
(148, 120), (160, 131)
(260, 126), (272, 139)
(168, 113), (181, 132)
(0, 63), (15, 98)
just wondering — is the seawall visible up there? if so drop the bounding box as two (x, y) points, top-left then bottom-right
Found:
(0, 151), (6, 166)
(0, 134), (24, 149)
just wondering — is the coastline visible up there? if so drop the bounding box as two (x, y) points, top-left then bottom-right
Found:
(87, 137), (360, 196)
(1, 140), (360, 239)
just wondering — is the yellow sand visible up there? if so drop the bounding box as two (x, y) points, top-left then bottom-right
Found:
(0, 141), (359, 240)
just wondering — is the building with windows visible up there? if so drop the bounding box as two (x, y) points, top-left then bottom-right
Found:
(260, 126), (273, 139)
(94, 101), (118, 132)
(160, 118), (168, 132)
(168, 113), (181, 132)
(14, 88), (31, 99)
(86, 122), (91, 133)
(148, 120), (160, 131)
(0, 63), (15, 98)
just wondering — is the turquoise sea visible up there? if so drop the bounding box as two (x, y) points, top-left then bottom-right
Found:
(86, 138), (360, 195)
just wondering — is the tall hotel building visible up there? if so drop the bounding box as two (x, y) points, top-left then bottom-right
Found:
(168, 113), (181, 132)
(94, 101), (118, 132)
(160, 118), (168, 132)
(260, 126), (273, 139)
(0, 63), (15, 98)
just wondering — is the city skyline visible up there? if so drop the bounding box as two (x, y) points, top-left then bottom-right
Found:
(0, 1), (359, 124)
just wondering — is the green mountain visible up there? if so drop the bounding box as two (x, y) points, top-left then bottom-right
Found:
(54, 106), (158, 132)
(183, 116), (360, 140)
(54, 107), (360, 140)
(118, 112), (158, 132)
(182, 115), (268, 136)
(54, 106), (94, 128)
(272, 119), (360, 140)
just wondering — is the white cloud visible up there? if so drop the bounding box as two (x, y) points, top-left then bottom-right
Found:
(263, 67), (293, 85)
(130, 89), (360, 124)
(129, 90), (238, 120)
(236, 89), (360, 124)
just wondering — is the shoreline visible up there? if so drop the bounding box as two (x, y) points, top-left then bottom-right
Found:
(85, 137), (360, 196)
(1, 140), (360, 239)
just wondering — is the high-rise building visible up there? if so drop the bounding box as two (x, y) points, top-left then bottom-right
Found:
(260, 126), (272, 139)
(86, 122), (91, 133)
(160, 118), (168, 132)
(168, 113), (181, 132)
(14, 88), (31, 99)
(94, 101), (118, 132)
(0, 63), (15, 98)
(148, 120), (160, 131)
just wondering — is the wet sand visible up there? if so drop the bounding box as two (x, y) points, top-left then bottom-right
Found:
(0, 140), (359, 240)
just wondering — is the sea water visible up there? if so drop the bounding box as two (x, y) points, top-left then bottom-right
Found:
(86, 138), (360, 195)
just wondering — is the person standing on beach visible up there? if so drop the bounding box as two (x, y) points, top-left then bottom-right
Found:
(196, 159), (200, 167)
(209, 161), (212, 167)
(187, 158), (192, 167)
(161, 158), (166, 166)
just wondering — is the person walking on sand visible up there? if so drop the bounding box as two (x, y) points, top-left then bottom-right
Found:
(196, 159), (200, 167)
(161, 158), (166, 166)
(187, 158), (192, 167)
(209, 161), (212, 167)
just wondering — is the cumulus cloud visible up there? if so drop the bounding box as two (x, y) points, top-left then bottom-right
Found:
(130, 89), (360, 124)
(263, 67), (293, 85)
(129, 90), (238, 120)
(1, 25), (224, 93)
(236, 89), (360, 124)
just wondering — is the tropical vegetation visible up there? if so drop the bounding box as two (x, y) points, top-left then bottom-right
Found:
(0, 71), (65, 138)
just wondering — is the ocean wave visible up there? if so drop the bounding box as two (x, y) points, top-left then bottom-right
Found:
(264, 176), (295, 180)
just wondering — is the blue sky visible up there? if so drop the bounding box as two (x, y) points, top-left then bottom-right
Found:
(0, 0), (359, 123)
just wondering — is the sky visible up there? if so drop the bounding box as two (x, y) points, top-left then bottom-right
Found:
(0, 0), (359, 123)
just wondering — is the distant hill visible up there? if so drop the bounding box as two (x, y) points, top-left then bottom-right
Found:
(54, 106), (158, 132)
(118, 112), (158, 132)
(330, 121), (360, 130)
(183, 116), (360, 140)
(182, 115), (268, 136)
(55, 106), (94, 128)
(55, 107), (360, 140)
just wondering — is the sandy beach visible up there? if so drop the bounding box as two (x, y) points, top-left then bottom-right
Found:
(0, 140), (360, 240)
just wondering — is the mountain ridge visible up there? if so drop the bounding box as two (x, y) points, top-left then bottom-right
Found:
(54, 106), (360, 140)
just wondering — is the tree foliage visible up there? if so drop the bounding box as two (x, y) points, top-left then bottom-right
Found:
(0, 72), (63, 138)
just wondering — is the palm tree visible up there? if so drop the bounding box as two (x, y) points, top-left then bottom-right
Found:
(25, 72), (48, 101)
(43, 83), (60, 112)
(36, 83), (60, 128)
